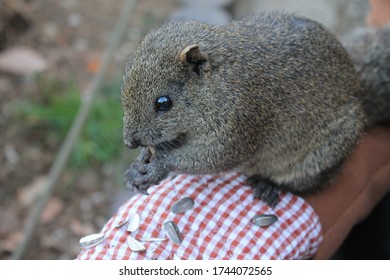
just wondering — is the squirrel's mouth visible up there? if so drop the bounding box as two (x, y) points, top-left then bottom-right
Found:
(155, 133), (186, 152)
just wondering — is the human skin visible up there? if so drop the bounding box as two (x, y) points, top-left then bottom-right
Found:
(306, 2), (390, 259)
(305, 126), (390, 259)
(367, 0), (390, 26)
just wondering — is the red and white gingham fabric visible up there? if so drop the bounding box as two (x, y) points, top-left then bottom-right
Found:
(77, 172), (322, 260)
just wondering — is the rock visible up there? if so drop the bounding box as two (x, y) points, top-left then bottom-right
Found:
(39, 197), (64, 224)
(17, 176), (49, 208)
(0, 46), (46, 75)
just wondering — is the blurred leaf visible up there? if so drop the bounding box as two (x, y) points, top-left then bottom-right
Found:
(16, 78), (123, 168)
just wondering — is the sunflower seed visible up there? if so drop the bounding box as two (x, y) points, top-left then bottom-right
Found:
(127, 236), (146, 252)
(252, 214), (278, 227)
(170, 197), (194, 214)
(163, 221), (182, 244)
(79, 233), (105, 249)
(127, 213), (140, 232)
(149, 146), (156, 156)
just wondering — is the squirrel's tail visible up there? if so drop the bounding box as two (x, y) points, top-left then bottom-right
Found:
(343, 25), (390, 125)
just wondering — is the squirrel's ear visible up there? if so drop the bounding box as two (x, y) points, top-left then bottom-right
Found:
(179, 44), (208, 76)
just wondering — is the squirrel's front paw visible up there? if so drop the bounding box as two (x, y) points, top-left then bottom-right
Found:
(124, 148), (168, 194)
(247, 175), (280, 208)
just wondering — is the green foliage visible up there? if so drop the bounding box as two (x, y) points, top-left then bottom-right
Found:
(72, 82), (124, 167)
(18, 79), (124, 168)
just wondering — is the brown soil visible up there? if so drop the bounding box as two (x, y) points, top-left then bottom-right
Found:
(0, 0), (178, 259)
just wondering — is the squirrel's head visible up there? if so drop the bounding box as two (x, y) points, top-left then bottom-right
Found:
(121, 21), (226, 153)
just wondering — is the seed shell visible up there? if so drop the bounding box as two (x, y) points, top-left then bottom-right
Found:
(163, 221), (183, 244)
(140, 237), (167, 242)
(149, 146), (156, 156)
(127, 236), (146, 252)
(252, 214), (278, 227)
(114, 218), (129, 228)
(127, 213), (141, 232)
(170, 197), (194, 214)
(79, 233), (105, 249)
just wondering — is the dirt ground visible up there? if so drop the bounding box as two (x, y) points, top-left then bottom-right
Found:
(0, 0), (178, 259)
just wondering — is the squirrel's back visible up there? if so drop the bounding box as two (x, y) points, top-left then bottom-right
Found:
(227, 13), (390, 128)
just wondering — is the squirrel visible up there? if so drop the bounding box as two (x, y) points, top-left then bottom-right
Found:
(121, 12), (390, 207)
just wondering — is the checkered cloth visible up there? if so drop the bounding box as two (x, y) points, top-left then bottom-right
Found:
(77, 172), (322, 260)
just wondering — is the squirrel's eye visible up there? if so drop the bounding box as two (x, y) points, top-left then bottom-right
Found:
(155, 96), (172, 112)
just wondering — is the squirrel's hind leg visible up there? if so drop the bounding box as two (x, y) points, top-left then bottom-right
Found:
(247, 175), (280, 208)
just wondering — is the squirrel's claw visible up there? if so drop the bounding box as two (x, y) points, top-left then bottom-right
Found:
(124, 147), (169, 195)
(124, 161), (153, 195)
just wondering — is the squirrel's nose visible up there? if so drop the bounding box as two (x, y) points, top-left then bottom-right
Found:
(123, 127), (149, 149)
(124, 129), (141, 149)
(125, 138), (141, 149)
(124, 134), (148, 149)
(125, 138), (144, 149)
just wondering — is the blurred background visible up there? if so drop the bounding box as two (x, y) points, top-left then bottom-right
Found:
(0, 0), (388, 259)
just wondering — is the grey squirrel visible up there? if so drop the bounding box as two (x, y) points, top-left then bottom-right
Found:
(121, 12), (390, 207)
